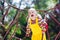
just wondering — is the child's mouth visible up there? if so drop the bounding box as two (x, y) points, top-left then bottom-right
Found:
(31, 15), (34, 17)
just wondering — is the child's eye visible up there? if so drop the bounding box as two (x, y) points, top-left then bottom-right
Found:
(32, 12), (33, 13)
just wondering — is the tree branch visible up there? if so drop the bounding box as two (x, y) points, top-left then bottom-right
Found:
(3, 10), (20, 40)
(55, 31), (60, 40)
(49, 12), (60, 26)
(1, 6), (10, 21)
(9, 22), (18, 40)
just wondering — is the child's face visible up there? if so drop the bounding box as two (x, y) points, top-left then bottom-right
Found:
(28, 10), (36, 20)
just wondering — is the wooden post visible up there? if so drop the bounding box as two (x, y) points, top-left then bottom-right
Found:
(55, 31), (60, 40)
(1, 6), (10, 21)
(9, 22), (18, 40)
(4, 10), (20, 40)
(49, 12), (60, 26)
(47, 30), (50, 40)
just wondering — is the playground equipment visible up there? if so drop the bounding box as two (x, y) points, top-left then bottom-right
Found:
(0, 2), (60, 40)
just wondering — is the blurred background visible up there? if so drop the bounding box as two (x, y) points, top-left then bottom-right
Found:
(0, 0), (60, 40)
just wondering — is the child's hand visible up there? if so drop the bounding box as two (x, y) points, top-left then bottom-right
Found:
(42, 28), (46, 34)
(26, 25), (31, 37)
(25, 33), (30, 37)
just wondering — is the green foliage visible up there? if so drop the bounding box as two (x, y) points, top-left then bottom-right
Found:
(0, 0), (60, 40)
(8, 8), (16, 20)
(16, 27), (21, 35)
(7, 25), (16, 39)
(35, 0), (48, 10)
(19, 11), (27, 26)
(7, 25), (21, 40)
(0, 11), (2, 19)
(23, 37), (31, 40)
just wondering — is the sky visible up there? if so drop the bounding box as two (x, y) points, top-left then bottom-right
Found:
(12, 0), (34, 9)
(12, 0), (56, 9)
(4, 0), (56, 21)
(12, 0), (21, 4)
(4, 0), (34, 10)
(4, 0), (34, 21)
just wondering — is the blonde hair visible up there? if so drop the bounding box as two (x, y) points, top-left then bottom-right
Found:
(28, 8), (37, 14)
(28, 8), (42, 19)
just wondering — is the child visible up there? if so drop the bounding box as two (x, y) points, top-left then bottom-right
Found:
(26, 8), (48, 40)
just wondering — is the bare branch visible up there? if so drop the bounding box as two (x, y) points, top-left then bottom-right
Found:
(4, 10), (20, 40)
(49, 12), (60, 26)
(8, 22), (18, 40)
(55, 31), (60, 40)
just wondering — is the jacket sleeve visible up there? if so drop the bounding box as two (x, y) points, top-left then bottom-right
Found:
(38, 19), (48, 32)
(25, 18), (31, 37)
(40, 19), (48, 32)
